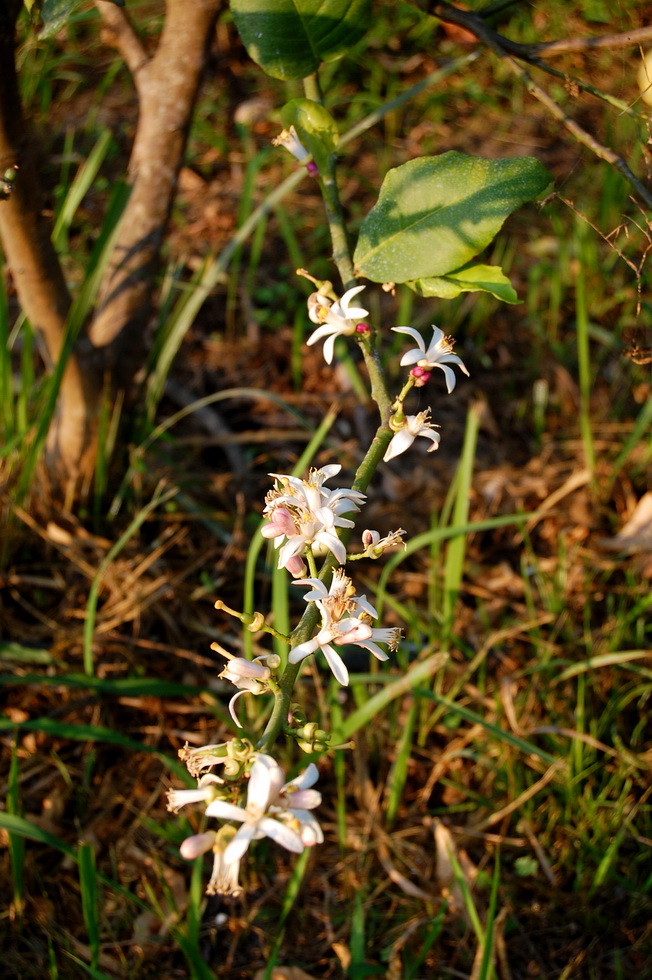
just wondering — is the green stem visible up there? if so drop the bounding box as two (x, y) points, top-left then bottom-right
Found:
(319, 165), (355, 287)
(303, 73), (323, 104)
(357, 334), (393, 423)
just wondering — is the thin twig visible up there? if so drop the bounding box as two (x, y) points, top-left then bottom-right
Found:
(531, 25), (652, 58)
(95, 0), (149, 78)
(422, 1), (652, 209)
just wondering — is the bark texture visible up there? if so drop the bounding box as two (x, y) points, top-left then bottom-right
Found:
(91, 0), (222, 380)
(0, 0), (221, 501)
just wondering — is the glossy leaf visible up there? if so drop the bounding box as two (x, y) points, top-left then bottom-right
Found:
(354, 152), (552, 283)
(230, 0), (371, 80)
(408, 262), (519, 303)
(38, 0), (124, 39)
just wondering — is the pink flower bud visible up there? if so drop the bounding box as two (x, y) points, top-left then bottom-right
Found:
(180, 831), (216, 860)
(224, 657), (270, 680)
(410, 365), (431, 387)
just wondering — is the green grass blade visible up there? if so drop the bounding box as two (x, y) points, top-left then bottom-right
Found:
(16, 181), (131, 498)
(376, 512), (540, 619)
(605, 394), (652, 493)
(574, 223), (596, 477)
(78, 842), (100, 971)
(7, 742), (26, 922)
(0, 671), (214, 698)
(52, 129), (113, 250)
(477, 850), (501, 980)
(0, 258), (14, 440)
(384, 697), (417, 828)
(0, 642), (54, 664)
(415, 689), (559, 765)
(404, 906), (447, 980)
(348, 890), (367, 979)
(558, 649), (652, 680)
(264, 848), (310, 980)
(0, 718), (189, 779)
(333, 653), (448, 743)
(442, 401), (481, 642)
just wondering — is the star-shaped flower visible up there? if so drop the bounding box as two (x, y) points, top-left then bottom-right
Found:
(306, 285), (369, 364)
(383, 410), (441, 462)
(205, 754), (322, 862)
(393, 325), (469, 392)
(289, 570), (401, 684)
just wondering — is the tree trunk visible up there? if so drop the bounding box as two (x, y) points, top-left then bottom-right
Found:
(0, 0), (221, 503)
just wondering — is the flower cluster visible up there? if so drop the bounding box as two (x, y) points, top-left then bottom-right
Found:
(170, 278), (469, 899)
(261, 464), (365, 575)
(290, 569), (402, 685)
(171, 752), (322, 896)
(302, 284), (469, 462)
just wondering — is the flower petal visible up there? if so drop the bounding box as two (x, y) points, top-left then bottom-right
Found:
(205, 800), (248, 821)
(383, 428), (415, 462)
(392, 326), (425, 348)
(322, 333), (337, 365)
(321, 644), (350, 685)
(224, 822), (257, 863)
(288, 762), (320, 791)
(288, 637), (321, 663)
(258, 816), (304, 853)
(435, 362), (458, 394)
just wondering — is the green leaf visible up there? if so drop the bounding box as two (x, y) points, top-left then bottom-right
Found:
(408, 262), (519, 304)
(279, 98), (338, 174)
(0, 642), (53, 664)
(230, 0), (371, 80)
(354, 152), (552, 284)
(38, 0), (124, 38)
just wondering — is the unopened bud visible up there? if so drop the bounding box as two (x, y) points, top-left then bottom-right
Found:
(180, 831), (216, 860)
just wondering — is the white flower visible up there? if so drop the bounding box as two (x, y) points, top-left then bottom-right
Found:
(167, 773), (224, 813)
(272, 126), (310, 163)
(262, 466), (365, 570)
(383, 410), (441, 462)
(293, 569), (378, 621)
(270, 762), (324, 848)
(306, 285), (369, 364)
(180, 828), (243, 896)
(289, 570), (401, 685)
(393, 325), (469, 392)
(219, 655), (278, 729)
(205, 754), (321, 863)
